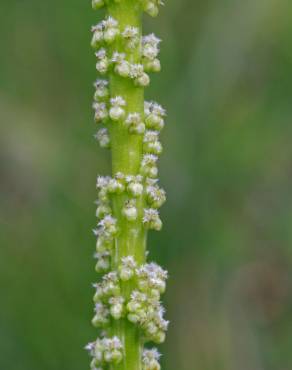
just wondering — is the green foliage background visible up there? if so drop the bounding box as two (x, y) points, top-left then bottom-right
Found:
(1, 1), (292, 369)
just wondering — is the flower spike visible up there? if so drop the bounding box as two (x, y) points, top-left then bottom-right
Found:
(87, 1), (168, 369)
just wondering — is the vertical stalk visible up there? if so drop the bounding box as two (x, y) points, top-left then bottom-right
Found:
(87, 1), (168, 370)
(108, 2), (145, 369)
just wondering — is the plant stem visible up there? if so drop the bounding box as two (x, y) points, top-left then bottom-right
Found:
(108, 2), (145, 369)
(87, 1), (168, 369)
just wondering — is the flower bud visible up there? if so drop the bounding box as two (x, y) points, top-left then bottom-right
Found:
(95, 201), (111, 218)
(122, 201), (138, 221)
(96, 236), (113, 253)
(145, 115), (164, 130)
(142, 348), (161, 370)
(146, 184), (166, 208)
(146, 321), (158, 335)
(90, 358), (101, 369)
(93, 283), (104, 302)
(93, 17), (118, 45)
(122, 26), (139, 49)
(144, 58), (161, 73)
(91, 25), (103, 48)
(109, 296), (124, 319)
(143, 130), (162, 155)
(144, 140), (162, 155)
(104, 28), (119, 43)
(133, 123), (145, 134)
(94, 252), (110, 272)
(94, 79), (109, 101)
(151, 58), (161, 72)
(92, 303), (109, 327)
(128, 181), (143, 197)
(119, 268), (132, 281)
(94, 128), (111, 149)
(92, 0), (104, 10)
(98, 215), (118, 236)
(104, 351), (112, 363)
(109, 106), (125, 121)
(135, 72), (150, 87)
(96, 60), (109, 75)
(92, 314), (109, 328)
(141, 154), (158, 178)
(125, 113), (145, 135)
(144, 101), (166, 130)
(101, 336), (123, 364)
(142, 34), (161, 60)
(119, 256), (137, 281)
(127, 313), (140, 323)
(153, 331), (165, 344)
(107, 177), (125, 194)
(95, 49), (109, 74)
(93, 102), (108, 123)
(150, 289), (161, 300)
(109, 96), (126, 121)
(111, 349), (123, 364)
(115, 61), (131, 77)
(110, 305), (122, 320)
(143, 208), (162, 230)
(143, 2), (159, 17)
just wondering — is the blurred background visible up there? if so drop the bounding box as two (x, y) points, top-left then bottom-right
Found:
(1, 0), (292, 369)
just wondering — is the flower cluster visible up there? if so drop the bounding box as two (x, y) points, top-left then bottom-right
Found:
(91, 256), (168, 344)
(93, 214), (117, 252)
(142, 34), (161, 72)
(88, 1), (167, 369)
(142, 348), (161, 370)
(91, 17), (120, 47)
(94, 128), (110, 149)
(91, 16), (161, 86)
(94, 172), (165, 230)
(85, 336), (123, 368)
(126, 262), (168, 343)
(119, 256), (137, 281)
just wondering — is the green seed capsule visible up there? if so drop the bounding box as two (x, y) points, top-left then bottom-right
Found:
(144, 3), (159, 17)
(105, 28), (120, 44)
(92, 0), (104, 10)
(111, 350), (123, 364)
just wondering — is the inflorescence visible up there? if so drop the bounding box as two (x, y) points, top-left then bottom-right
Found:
(87, 1), (167, 369)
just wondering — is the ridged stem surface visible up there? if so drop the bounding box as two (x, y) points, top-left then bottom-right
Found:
(108, 2), (145, 369)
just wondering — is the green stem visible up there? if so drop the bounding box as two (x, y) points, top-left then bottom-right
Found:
(108, 1), (146, 369)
